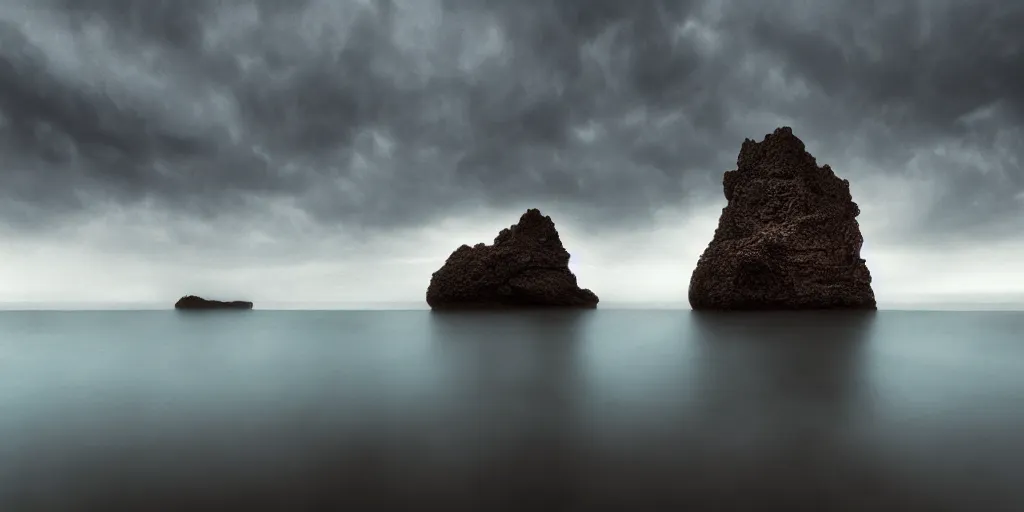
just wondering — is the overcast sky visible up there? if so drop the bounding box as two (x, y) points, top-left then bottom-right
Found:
(0, 0), (1022, 308)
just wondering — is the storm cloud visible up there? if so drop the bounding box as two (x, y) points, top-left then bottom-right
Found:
(0, 0), (1022, 305)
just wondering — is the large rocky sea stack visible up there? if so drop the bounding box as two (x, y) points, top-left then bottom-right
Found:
(426, 209), (599, 309)
(689, 127), (876, 310)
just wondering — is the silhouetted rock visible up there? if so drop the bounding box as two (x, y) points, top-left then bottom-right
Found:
(174, 295), (253, 310)
(689, 127), (876, 310)
(426, 209), (599, 309)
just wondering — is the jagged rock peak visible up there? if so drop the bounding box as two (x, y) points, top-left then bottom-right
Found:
(737, 126), (814, 171)
(493, 208), (564, 250)
(426, 209), (598, 309)
(689, 127), (876, 310)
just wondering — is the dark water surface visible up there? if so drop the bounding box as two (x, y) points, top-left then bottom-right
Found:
(1, 310), (1023, 511)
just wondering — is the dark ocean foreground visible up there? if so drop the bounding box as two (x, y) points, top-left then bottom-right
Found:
(1, 309), (1022, 511)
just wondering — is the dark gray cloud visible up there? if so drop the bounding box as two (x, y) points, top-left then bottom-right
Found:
(0, 0), (1021, 242)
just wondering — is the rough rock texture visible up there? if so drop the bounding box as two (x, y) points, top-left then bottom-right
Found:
(426, 209), (599, 309)
(174, 295), (253, 310)
(689, 127), (876, 310)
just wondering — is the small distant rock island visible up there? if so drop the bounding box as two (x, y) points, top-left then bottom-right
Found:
(689, 127), (876, 310)
(174, 295), (253, 310)
(426, 208), (599, 309)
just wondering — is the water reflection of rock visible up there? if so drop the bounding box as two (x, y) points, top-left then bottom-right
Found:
(688, 310), (877, 420)
(681, 311), (913, 506)
(421, 310), (593, 506)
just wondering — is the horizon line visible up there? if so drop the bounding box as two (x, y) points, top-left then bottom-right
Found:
(0, 300), (1022, 312)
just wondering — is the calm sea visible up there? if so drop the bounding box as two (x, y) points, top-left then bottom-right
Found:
(1, 309), (1022, 511)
